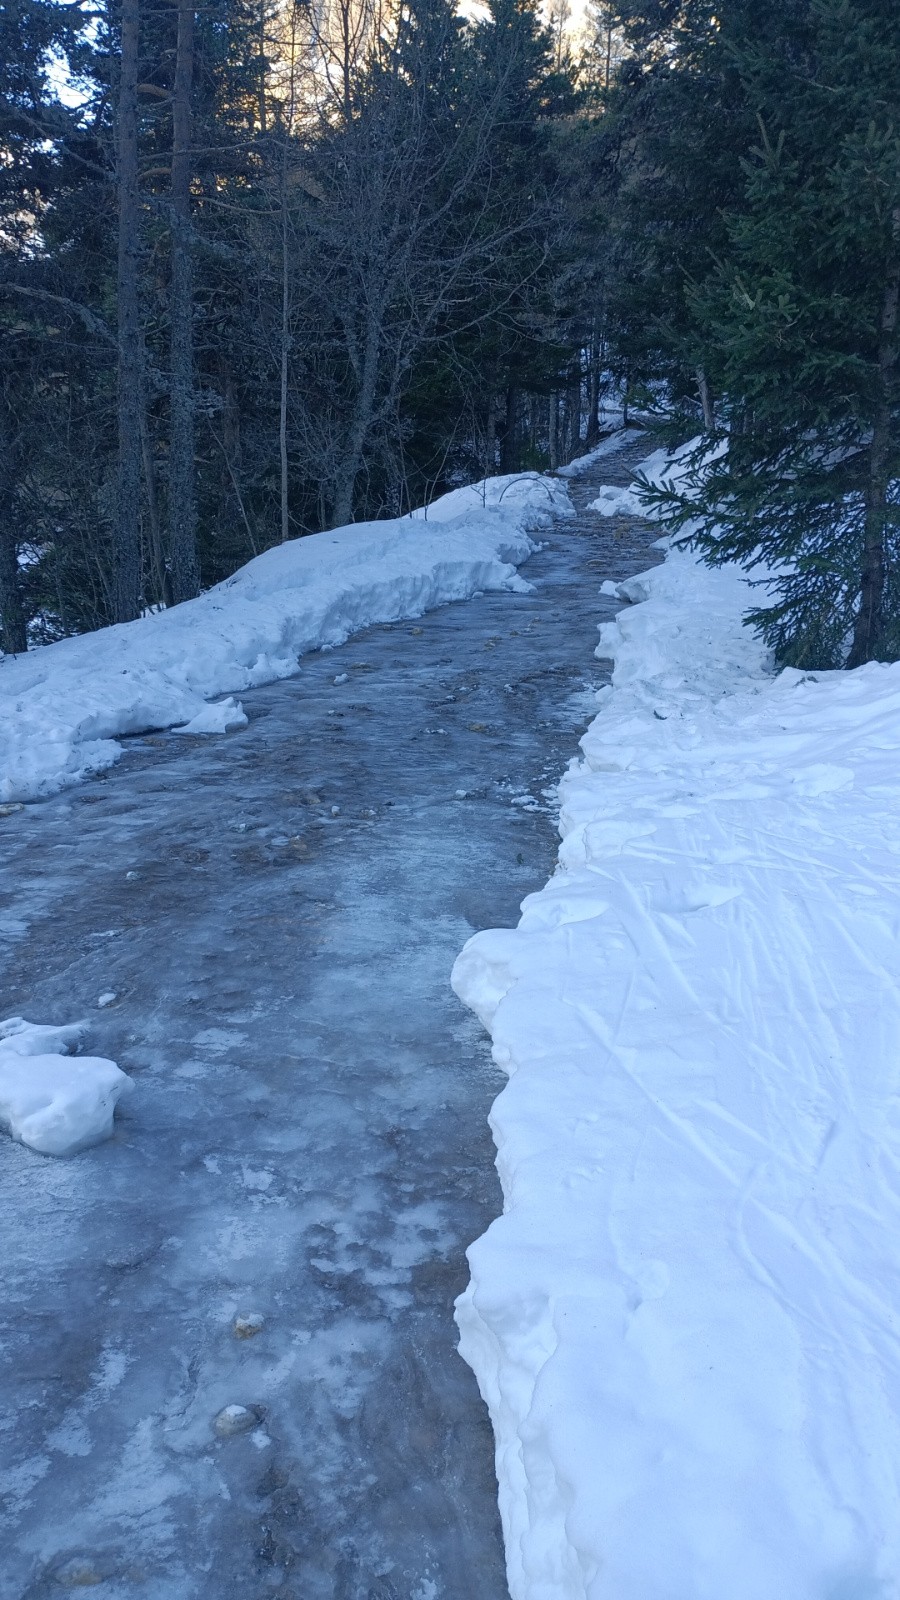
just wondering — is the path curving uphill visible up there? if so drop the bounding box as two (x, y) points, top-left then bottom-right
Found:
(0, 435), (661, 1600)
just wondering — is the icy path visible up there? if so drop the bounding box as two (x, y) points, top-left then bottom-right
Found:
(0, 440), (659, 1600)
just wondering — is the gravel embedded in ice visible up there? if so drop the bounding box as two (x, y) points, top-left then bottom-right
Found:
(232, 1313), (265, 1339)
(213, 1405), (258, 1437)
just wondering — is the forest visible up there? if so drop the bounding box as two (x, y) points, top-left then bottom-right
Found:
(1, 0), (898, 669)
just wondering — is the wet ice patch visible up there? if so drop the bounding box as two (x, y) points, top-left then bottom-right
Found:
(0, 1017), (133, 1157)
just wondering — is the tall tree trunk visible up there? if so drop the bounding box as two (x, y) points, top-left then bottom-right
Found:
(279, 170), (290, 542)
(585, 320), (601, 447)
(696, 365), (715, 430)
(500, 384), (518, 473)
(0, 511), (26, 653)
(848, 219), (900, 668)
(548, 391), (558, 471)
(115, 0), (143, 623)
(169, 0), (199, 603)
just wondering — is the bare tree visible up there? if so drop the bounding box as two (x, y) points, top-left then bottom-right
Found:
(168, 0), (199, 601)
(115, 0), (143, 622)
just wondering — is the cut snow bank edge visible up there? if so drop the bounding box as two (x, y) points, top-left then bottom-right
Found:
(452, 447), (900, 1598)
(0, 473), (570, 803)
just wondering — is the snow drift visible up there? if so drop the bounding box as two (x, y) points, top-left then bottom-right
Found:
(0, 473), (570, 803)
(453, 451), (900, 1597)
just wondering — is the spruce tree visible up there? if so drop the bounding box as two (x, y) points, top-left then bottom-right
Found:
(655, 0), (900, 668)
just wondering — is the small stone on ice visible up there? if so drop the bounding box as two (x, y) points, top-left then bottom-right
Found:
(233, 1313), (265, 1339)
(52, 1556), (105, 1586)
(97, 992), (117, 1009)
(331, 805), (340, 815)
(125, 871), (138, 880)
(333, 673), (349, 685)
(0, 803), (23, 817)
(214, 1404), (257, 1437)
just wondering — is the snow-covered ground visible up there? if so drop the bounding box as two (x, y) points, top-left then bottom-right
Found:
(453, 449), (900, 1597)
(0, 473), (570, 803)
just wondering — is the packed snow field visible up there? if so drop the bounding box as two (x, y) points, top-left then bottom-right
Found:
(0, 472), (570, 804)
(453, 446), (900, 1597)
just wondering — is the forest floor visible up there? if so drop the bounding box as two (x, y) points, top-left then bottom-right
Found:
(0, 434), (660, 1600)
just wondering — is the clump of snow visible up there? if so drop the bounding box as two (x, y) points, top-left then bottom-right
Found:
(172, 696), (248, 735)
(0, 1017), (133, 1157)
(0, 473), (571, 803)
(452, 444), (900, 1598)
(586, 483), (647, 516)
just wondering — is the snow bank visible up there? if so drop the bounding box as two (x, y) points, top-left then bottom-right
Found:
(557, 429), (644, 478)
(0, 1018), (133, 1156)
(453, 453), (900, 1598)
(0, 473), (571, 802)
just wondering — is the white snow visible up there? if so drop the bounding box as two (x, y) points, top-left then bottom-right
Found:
(586, 483), (646, 516)
(0, 473), (571, 803)
(0, 1018), (133, 1157)
(452, 447), (900, 1598)
(557, 429), (644, 478)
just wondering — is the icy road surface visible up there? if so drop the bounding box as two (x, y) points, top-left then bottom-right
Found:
(0, 441), (660, 1600)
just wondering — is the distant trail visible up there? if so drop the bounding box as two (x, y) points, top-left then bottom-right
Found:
(0, 435), (661, 1600)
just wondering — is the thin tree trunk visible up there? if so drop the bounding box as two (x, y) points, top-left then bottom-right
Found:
(0, 524), (26, 653)
(848, 217), (900, 668)
(279, 170), (290, 542)
(586, 319), (601, 447)
(140, 407), (169, 606)
(169, 0), (199, 603)
(485, 399), (496, 474)
(500, 384), (518, 473)
(548, 391), (558, 471)
(115, 0), (143, 623)
(696, 365), (715, 430)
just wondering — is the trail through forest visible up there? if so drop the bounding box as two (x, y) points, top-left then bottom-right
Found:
(0, 437), (659, 1600)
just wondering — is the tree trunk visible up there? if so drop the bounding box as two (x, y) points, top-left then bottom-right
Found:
(279, 175), (290, 542)
(847, 219), (900, 668)
(500, 384), (518, 473)
(0, 523), (26, 654)
(169, 0), (199, 603)
(696, 365), (715, 430)
(115, 0), (143, 623)
(485, 399), (496, 475)
(548, 391), (558, 470)
(585, 321), (601, 447)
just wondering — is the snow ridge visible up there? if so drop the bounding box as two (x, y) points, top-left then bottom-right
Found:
(0, 472), (571, 803)
(452, 457), (900, 1598)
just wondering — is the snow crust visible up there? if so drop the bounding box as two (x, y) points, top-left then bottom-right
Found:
(453, 452), (900, 1598)
(0, 1018), (133, 1156)
(0, 473), (570, 802)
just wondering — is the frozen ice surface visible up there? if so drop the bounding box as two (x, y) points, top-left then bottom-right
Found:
(0, 1017), (133, 1156)
(0, 473), (570, 805)
(0, 438), (659, 1600)
(453, 444), (900, 1599)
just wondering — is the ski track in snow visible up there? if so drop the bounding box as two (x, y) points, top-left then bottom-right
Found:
(453, 454), (900, 1599)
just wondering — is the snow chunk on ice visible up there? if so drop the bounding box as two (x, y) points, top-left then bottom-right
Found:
(0, 1018), (133, 1156)
(586, 483), (648, 517)
(172, 696), (248, 735)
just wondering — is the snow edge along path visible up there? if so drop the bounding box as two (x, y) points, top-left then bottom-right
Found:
(0, 472), (572, 803)
(452, 448), (900, 1598)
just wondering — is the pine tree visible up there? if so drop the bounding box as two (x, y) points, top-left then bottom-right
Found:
(655, 0), (900, 668)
